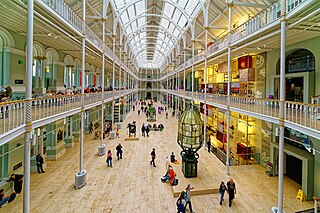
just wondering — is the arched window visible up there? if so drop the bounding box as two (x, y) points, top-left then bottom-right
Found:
(276, 49), (315, 75)
(0, 26), (15, 86)
(63, 55), (74, 88)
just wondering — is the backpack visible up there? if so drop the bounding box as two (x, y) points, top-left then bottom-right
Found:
(183, 191), (189, 203)
(171, 178), (178, 186)
(8, 193), (16, 203)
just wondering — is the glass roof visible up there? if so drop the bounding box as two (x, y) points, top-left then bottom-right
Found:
(113, 0), (201, 70)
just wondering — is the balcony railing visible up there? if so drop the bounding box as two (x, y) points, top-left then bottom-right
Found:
(163, 89), (320, 136)
(42, 0), (82, 32)
(0, 90), (136, 139)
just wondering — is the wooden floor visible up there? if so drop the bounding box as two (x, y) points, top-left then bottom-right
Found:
(4, 104), (314, 213)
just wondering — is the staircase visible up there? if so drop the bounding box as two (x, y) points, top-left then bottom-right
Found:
(114, 103), (120, 122)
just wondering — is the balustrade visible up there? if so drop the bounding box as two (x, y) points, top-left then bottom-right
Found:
(163, 89), (320, 134)
(0, 90), (136, 138)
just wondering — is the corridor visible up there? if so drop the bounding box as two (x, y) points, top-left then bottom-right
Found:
(4, 104), (314, 213)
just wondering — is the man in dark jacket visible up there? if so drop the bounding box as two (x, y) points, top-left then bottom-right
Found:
(141, 123), (146, 137)
(116, 143), (123, 160)
(150, 148), (156, 167)
(6, 174), (24, 194)
(36, 154), (45, 173)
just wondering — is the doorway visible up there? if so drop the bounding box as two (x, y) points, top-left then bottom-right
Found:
(146, 92), (151, 100)
(285, 154), (302, 185)
(273, 77), (303, 102)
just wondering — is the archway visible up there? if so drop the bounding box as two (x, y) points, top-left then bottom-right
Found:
(0, 26), (15, 86)
(274, 49), (315, 102)
(146, 92), (152, 100)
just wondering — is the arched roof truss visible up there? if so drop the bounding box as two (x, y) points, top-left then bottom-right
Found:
(112, 0), (203, 69)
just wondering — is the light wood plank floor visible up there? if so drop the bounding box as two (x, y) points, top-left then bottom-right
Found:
(3, 104), (314, 213)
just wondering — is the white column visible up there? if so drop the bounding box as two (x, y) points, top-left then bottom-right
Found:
(39, 126), (44, 156)
(99, 0), (106, 155)
(41, 59), (46, 93)
(119, 47), (122, 123)
(183, 46), (186, 110)
(278, 0), (287, 212)
(226, 3), (232, 176)
(191, 41), (195, 101)
(24, 0), (33, 211)
(76, 0), (87, 186)
(203, 27), (208, 152)
(112, 36), (115, 128)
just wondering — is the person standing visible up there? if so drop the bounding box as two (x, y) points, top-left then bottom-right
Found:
(146, 125), (150, 137)
(176, 191), (187, 213)
(6, 174), (24, 194)
(150, 148), (156, 167)
(141, 123), (146, 137)
(226, 178), (236, 207)
(36, 154), (45, 173)
(207, 138), (211, 153)
(185, 184), (194, 213)
(166, 112), (168, 119)
(89, 122), (93, 134)
(219, 181), (227, 205)
(138, 109), (140, 115)
(106, 150), (113, 167)
(116, 143), (123, 160)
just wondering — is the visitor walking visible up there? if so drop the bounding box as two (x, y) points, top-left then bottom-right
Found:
(106, 150), (113, 167)
(36, 154), (45, 173)
(116, 143), (123, 160)
(146, 125), (150, 137)
(219, 181), (227, 205)
(166, 112), (168, 119)
(141, 123), (146, 137)
(176, 191), (187, 213)
(227, 178), (236, 207)
(150, 148), (156, 167)
(185, 184), (194, 213)
(138, 109), (140, 115)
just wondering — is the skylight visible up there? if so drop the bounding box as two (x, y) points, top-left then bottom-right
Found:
(113, 0), (202, 70)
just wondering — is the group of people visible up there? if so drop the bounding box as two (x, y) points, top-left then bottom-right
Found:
(176, 184), (194, 213)
(219, 178), (236, 207)
(0, 174), (24, 208)
(141, 123), (165, 136)
(106, 143), (123, 167)
(141, 123), (150, 137)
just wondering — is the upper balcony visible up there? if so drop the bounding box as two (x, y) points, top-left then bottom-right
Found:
(160, 0), (318, 81)
(36, 0), (137, 79)
(162, 89), (320, 141)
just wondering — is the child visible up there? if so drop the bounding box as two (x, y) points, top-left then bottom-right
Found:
(116, 128), (120, 138)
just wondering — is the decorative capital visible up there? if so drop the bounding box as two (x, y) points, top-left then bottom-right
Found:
(34, 56), (47, 60)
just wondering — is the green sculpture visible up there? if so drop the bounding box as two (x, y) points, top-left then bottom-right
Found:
(147, 106), (156, 122)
